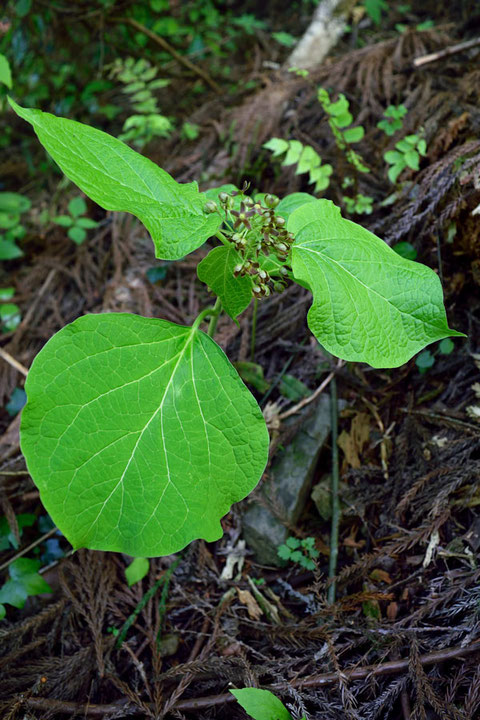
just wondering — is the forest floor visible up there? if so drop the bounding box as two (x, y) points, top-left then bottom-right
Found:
(1, 2), (480, 719)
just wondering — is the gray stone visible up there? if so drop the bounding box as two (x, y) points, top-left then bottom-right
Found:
(243, 393), (334, 566)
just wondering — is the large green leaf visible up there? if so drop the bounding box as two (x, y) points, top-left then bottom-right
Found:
(276, 192), (317, 222)
(197, 246), (252, 320)
(289, 200), (463, 368)
(20, 313), (269, 556)
(8, 99), (221, 260)
(230, 688), (294, 720)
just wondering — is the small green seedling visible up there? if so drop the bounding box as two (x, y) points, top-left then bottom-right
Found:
(231, 687), (304, 720)
(53, 196), (99, 244)
(342, 193), (373, 215)
(0, 191), (31, 260)
(277, 536), (319, 571)
(0, 558), (52, 620)
(263, 138), (333, 194)
(416, 338), (455, 374)
(0, 287), (21, 332)
(8, 98), (462, 559)
(384, 134), (427, 183)
(377, 104), (407, 136)
(317, 88), (369, 174)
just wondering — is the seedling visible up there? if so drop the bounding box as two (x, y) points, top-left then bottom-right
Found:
(0, 287), (21, 333)
(263, 138), (333, 194)
(53, 196), (99, 245)
(416, 338), (455, 374)
(9, 98), (462, 558)
(384, 134), (427, 183)
(0, 558), (52, 620)
(277, 536), (319, 571)
(377, 104), (407, 136)
(0, 191), (31, 260)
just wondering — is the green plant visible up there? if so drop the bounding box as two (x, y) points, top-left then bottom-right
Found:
(277, 536), (319, 570)
(231, 687), (302, 720)
(384, 133), (427, 183)
(9, 98), (462, 558)
(364, 0), (388, 26)
(263, 139), (333, 193)
(317, 88), (369, 174)
(0, 191), (31, 260)
(108, 57), (173, 149)
(0, 558), (52, 620)
(53, 196), (99, 245)
(0, 287), (21, 332)
(377, 104), (408, 136)
(416, 337), (455, 374)
(0, 53), (12, 90)
(342, 193), (374, 215)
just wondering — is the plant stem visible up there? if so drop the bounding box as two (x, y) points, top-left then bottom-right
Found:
(192, 297), (222, 335)
(215, 230), (231, 248)
(207, 297), (222, 338)
(250, 298), (258, 361)
(327, 375), (339, 604)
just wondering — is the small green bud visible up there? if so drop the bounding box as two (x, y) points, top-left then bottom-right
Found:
(204, 200), (218, 214)
(258, 269), (268, 280)
(275, 216), (286, 227)
(279, 266), (289, 276)
(263, 286), (271, 297)
(276, 242), (288, 253)
(218, 192), (230, 204)
(233, 264), (243, 275)
(265, 194), (280, 208)
(274, 281), (286, 293)
(252, 284), (262, 295)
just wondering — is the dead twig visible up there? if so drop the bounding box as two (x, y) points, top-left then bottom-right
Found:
(413, 37), (480, 67)
(0, 347), (28, 377)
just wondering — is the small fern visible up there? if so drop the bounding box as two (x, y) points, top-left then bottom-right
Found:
(108, 58), (173, 148)
(263, 138), (333, 193)
(317, 87), (369, 173)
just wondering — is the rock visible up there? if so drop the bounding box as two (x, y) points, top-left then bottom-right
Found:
(242, 394), (334, 566)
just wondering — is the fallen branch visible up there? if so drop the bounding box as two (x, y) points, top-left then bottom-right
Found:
(22, 639), (480, 716)
(0, 347), (28, 376)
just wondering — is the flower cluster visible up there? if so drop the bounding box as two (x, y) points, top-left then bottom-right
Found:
(206, 187), (295, 299)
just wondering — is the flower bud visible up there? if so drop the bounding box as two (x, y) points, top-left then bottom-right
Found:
(279, 266), (289, 276)
(265, 194), (280, 208)
(204, 200), (218, 214)
(276, 242), (288, 253)
(275, 216), (286, 227)
(218, 192), (230, 204)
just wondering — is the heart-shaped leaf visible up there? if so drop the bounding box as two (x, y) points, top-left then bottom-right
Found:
(20, 314), (269, 556)
(9, 99), (221, 260)
(289, 200), (463, 368)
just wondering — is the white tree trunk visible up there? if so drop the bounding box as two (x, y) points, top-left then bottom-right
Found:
(287, 0), (355, 70)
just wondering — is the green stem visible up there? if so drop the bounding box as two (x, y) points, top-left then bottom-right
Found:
(207, 297), (222, 338)
(327, 376), (339, 605)
(215, 230), (231, 248)
(250, 298), (258, 361)
(192, 297), (222, 334)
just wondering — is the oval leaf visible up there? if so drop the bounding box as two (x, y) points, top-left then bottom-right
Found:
(197, 246), (252, 320)
(289, 200), (463, 368)
(8, 99), (221, 261)
(230, 688), (293, 720)
(20, 314), (269, 556)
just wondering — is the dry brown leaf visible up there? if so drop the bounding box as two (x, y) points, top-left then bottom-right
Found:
(236, 588), (263, 620)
